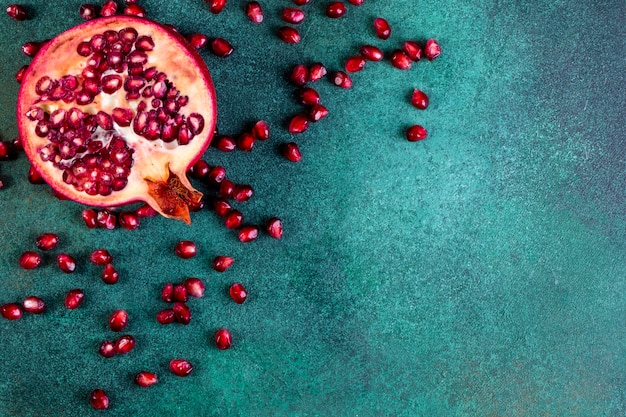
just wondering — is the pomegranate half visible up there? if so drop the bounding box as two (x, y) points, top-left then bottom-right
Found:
(17, 16), (217, 224)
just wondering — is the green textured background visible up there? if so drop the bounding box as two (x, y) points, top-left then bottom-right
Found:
(0, 0), (624, 416)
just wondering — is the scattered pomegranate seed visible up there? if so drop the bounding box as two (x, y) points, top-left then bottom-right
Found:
(300, 88), (321, 105)
(403, 40), (423, 61)
(109, 309), (129, 332)
(373, 17), (391, 39)
(214, 135), (237, 152)
(213, 199), (232, 216)
(424, 38), (441, 61)
(208, 0), (226, 14)
(211, 38), (234, 57)
(99, 0), (118, 17)
(90, 249), (112, 266)
(347, 0), (364, 5)
(0, 303), (23, 320)
(156, 309), (175, 324)
(118, 211), (140, 230)
(19, 251), (41, 270)
(15, 65), (28, 83)
(345, 56), (366, 73)
(289, 114), (309, 134)
(22, 296), (45, 314)
(96, 209), (117, 230)
(308, 104), (329, 122)
(27, 165), (45, 184)
(411, 89), (429, 110)
(326, 2), (347, 18)
(332, 71), (352, 89)
(293, 0), (310, 4)
(173, 302), (191, 325)
(169, 359), (194, 377)
(406, 125), (428, 142)
(277, 26), (301, 44)
(187, 33), (208, 49)
(212, 256), (235, 272)
(82, 209), (98, 229)
(102, 263), (120, 285)
(282, 8), (305, 24)
(0, 141), (16, 160)
(282, 142), (302, 162)
(79, 4), (97, 20)
(224, 210), (243, 229)
(390, 50), (412, 70)
(136, 204), (158, 218)
(115, 335), (135, 354)
(21, 41), (42, 58)
(175, 240), (197, 259)
(99, 340), (117, 358)
(266, 217), (283, 239)
(290, 64), (309, 86)
(135, 371), (158, 387)
(246, 2), (263, 23)
(252, 120), (270, 140)
(89, 389), (110, 410)
(65, 289), (85, 310)
(161, 283), (174, 302)
(190, 160), (211, 180)
(309, 63), (327, 82)
(6, 4), (28, 20)
(185, 278), (205, 298)
(123, 4), (145, 17)
(233, 184), (254, 202)
(57, 253), (77, 273)
(207, 165), (227, 185)
(219, 179), (235, 199)
(238, 225), (259, 243)
(173, 284), (188, 302)
(215, 328), (233, 350)
(229, 283), (248, 304)
(35, 233), (59, 251)
(237, 133), (255, 151)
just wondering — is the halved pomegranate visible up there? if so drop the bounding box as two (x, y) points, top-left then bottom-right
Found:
(17, 16), (217, 224)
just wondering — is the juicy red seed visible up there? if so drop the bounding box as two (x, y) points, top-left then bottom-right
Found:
(21, 41), (42, 58)
(173, 284), (188, 302)
(115, 335), (135, 354)
(35, 233), (59, 251)
(300, 88), (321, 105)
(28, 165), (45, 184)
(96, 209), (117, 230)
(90, 249), (112, 265)
(332, 71), (352, 89)
(1, 303), (22, 320)
(19, 251), (41, 270)
(0, 141), (16, 160)
(233, 184), (254, 202)
(373, 17), (391, 39)
(266, 217), (283, 239)
(208, 166), (227, 185)
(308, 104), (329, 122)
(390, 50), (412, 70)
(406, 125), (428, 142)
(229, 283), (248, 304)
(289, 114), (309, 134)
(109, 309), (129, 332)
(212, 256), (234, 272)
(252, 120), (270, 140)
(213, 135), (236, 152)
(136, 204), (157, 218)
(208, 0), (226, 14)
(403, 40), (423, 61)
(190, 159), (211, 179)
(173, 302), (191, 325)
(161, 283), (174, 302)
(175, 240), (197, 259)
(90, 389), (109, 410)
(238, 225), (259, 243)
(23, 296), (45, 314)
(424, 38), (441, 61)
(211, 38), (234, 58)
(215, 328), (232, 350)
(326, 2), (347, 18)
(100, 0), (118, 16)
(156, 309), (175, 324)
(213, 199), (232, 216)
(118, 211), (140, 230)
(15, 65), (28, 83)
(57, 254), (77, 273)
(309, 63), (327, 82)
(187, 33), (208, 49)
(224, 210), (243, 229)
(411, 88), (429, 110)
(169, 359), (193, 377)
(282, 142), (302, 162)
(123, 4), (145, 17)
(219, 179), (235, 199)
(135, 371), (158, 387)
(99, 340), (116, 358)
(347, 0), (364, 5)
(360, 45), (384, 61)
(290, 64), (309, 86)
(6, 4), (28, 20)
(293, 0), (310, 4)
(345, 56), (366, 73)
(185, 278), (205, 298)
(237, 133), (255, 152)
(65, 289), (85, 310)
(282, 7), (305, 24)
(277, 26), (301, 44)
(79, 4), (97, 20)
(82, 209), (98, 229)
(102, 264), (120, 284)
(246, 2), (263, 23)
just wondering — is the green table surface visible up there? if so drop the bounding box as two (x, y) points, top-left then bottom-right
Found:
(0, 0), (624, 416)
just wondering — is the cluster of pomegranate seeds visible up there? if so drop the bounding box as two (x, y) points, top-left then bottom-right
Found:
(6, 4), (28, 20)
(214, 328), (233, 350)
(246, 2), (263, 23)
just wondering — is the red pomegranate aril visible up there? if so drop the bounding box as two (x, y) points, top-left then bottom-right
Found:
(35, 233), (59, 251)
(229, 283), (247, 304)
(28, 165), (44, 184)
(79, 4), (97, 20)
(1, 303), (23, 320)
(136, 204), (157, 218)
(102, 263), (120, 284)
(109, 309), (129, 332)
(19, 251), (41, 270)
(188, 198), (206, 213)
(57, 253), (77, 273)
(347, 0), (364, 5)
(21, 41), (42, 58)
(187, 33), (208, 49)
(99, 340), (117, 358)
(237, 133), (255, 152)
(266, 217), (283, 239)
(23, 296), (46, 314)
(300, 88), (321, 105)
(175, 240), (197, 259)
(277, 27), (301, 44)
(411, 89), (429, 110)
(252, 120), (270, 141)
(309, 63), (327, 82)
(123, 4), (146, 17)
(212, 256), (234, 272)
(96, 209), (117, 230)
(90, 389), (109, 410)
(390, 50), (412, 70)
(224, 210), (243, 229)
(213, 198), (232, 216)
(282, 8), (305, 24)
(161, 282), (174, 302)
(190, 159), (211, 180)
(65, 289), (85, 310)
(403, 40), (423, 61)
(185, 278), (205, 298)
(173, 284), (188, 302)
(169, 359), (193, 377)
(15, 65), (28, 83)
(208, 0), (226, 14)
(213, 135), (236, 152)
(238, 225), (259, 243)
(424, 38), (441, 61)
(308, 104), (329, 122)
(135, 371), (158, 387)
(6, 4), (28, 20)
(406, 125), (428, 142)
(246, 2), (263, 23)
(215, 328), (232, 350)
(373, 17), (391, 39)
(332, 71), (352, 89)
(290, 64), (309, 86)
(100, 0), (117, 17)
(289, 114), (309, 134)
(233, 184), (254, 202)
(118, 211), (140, 230)
(282, 142), (302, 162)
(115, 334), (135, 354)
(82, 209), (98, 229)
(90, 249), (112, 265)
(219, 179), (235, 199)
(173, 302), (191, 325)
(345, 56), (366, 73)
(0, 141), (16, 160)
(207, 166), (227, 185)
(211, 38), (234, 58)
(156, 309), (175, 324)
(293, 0), (310, 4)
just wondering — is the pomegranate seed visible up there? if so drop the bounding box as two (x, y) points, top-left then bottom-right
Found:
(246, 2), (263, 23)
(224, 210), (243, 229)
(233, 184), (254, 202)
(175, 240), (197, 259)
(118, 211), (140, 230)
(326, 2), (346, 18)
(187, 33), (208, 49)
(6, 4), (28, 20)
(308, 104), (329, 122)
(219, 179), (235, 199)
(82, 209), (98, 229)
(403, 40), (423, 61)
(293, 0), (310, 4)
(135, 371), (158, 387)
(173, 284), (188, 302)
(156, 309), (175, 324)
(238, 225), (259, 243)
(23, 296), (45, 314)
(290, 64), (309, 86)
(277, 27), (301, 44)
(266, 217), (283, 239)
(282, 142), (302, 162)
(173, 302), (191, 325)
(373, 18), (391, 39)
(35, 233), (59, 251)
(109, 309), (129, 332)
(96, 209), (117, 230)
(282, 8), (305, 24)
(406, 125), (428, 142)
(332, 71), (352, 89)
(212, 256), (234, 272)
(208, 165), (227, 185)
(208, 0), (226, 14)
(0, 141), (16, 160)
(100, 0), (117, 17)
(300, 88), (321, 105)
(411, 88), (429, 110)
(345, 56), (366, 73)
(252, 120), (270, 141)
(211, 38), (234, 58)
(424, 38), (441, 61)
(115, 335), (135, 354)
(19, 251), (41, 270)
(136, 204), (157, 218)
(215, 328), (232, 350)
(99, 340), (116, 358)
(309, 63), (327, 82)
(123, 4), (145, 17)
(347, 0), (364, 5)
(289, 114), (309, 134)
(57, 253), (77, 273)
(161, 282), (174, 302)
(27, 165), (44, 184)
(213, 198), (232, 216)
(237, 133), (255, 152)
(89, 389), (110, 410)
(169, 359), (193, 377)
(190, 159), (211, 179)
(0, 303), (22, 320)
(213, 135), (236, 152)
(102, 264), (120, 284)
(65, 289), (85, 310)
(79, 4), (97, 20)
(21, 41), (42, 58)
(185, 278), (205, 298)
(229, 283), (248, 304)
(190, 199), (207, 213)
(390, 50), (412, 70)
(360, 45), (384, 61)
(90, 249), (112, 265)
(15, 65), (28, 83)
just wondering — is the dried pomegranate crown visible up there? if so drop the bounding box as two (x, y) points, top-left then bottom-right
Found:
(17, 16), (217, 224)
